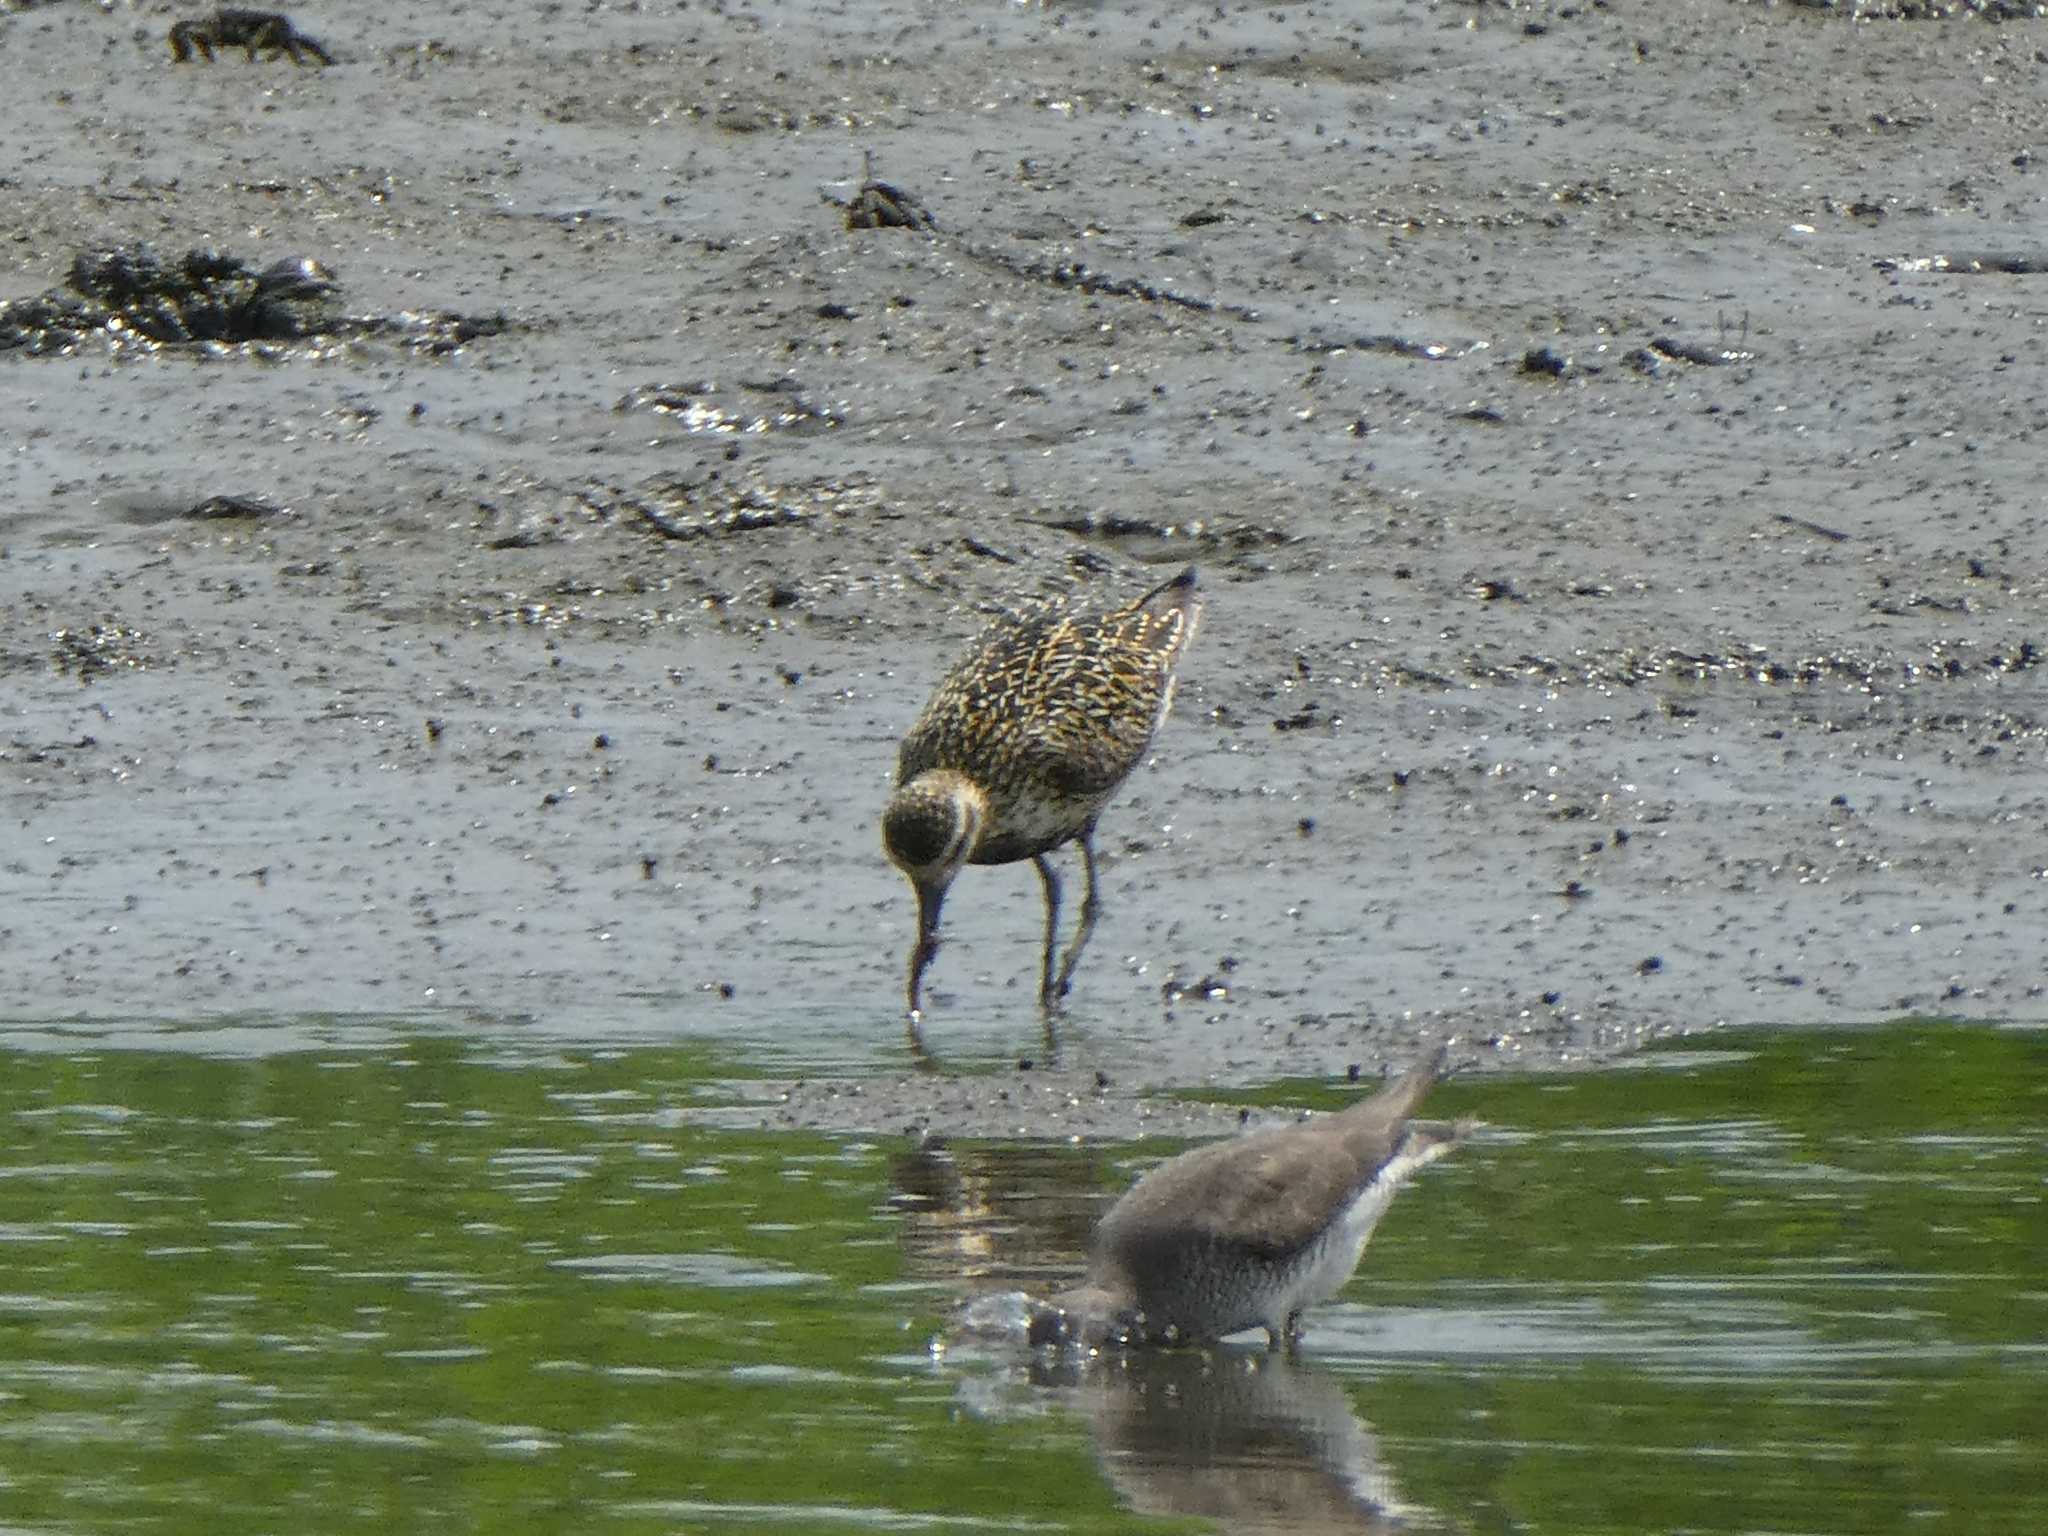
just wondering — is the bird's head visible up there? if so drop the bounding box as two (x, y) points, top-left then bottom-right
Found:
(1026, 1283), (1144, 1350)
(882, 770), (986, 891)
(883, 771), (989, 1012)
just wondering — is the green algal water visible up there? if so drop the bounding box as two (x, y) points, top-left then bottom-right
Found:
(0, 1021), (2040, 1534)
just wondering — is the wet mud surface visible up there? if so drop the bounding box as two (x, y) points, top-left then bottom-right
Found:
(4, 0), (2046, 1134)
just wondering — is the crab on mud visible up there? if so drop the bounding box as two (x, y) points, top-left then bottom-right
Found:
(168, 9), (333, 66)
(844, 152), (936, 232)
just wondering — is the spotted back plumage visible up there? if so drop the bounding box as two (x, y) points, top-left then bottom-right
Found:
(896, 567), (1199, 866)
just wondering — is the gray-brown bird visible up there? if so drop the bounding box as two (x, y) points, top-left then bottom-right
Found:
(882, 566), (1201, 1022)
(1030, 1051), (1469, 1349)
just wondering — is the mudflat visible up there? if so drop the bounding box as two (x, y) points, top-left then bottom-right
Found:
(4, 0), (2043, 1132)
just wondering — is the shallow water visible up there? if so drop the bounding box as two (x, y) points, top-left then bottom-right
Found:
(0, 1022), (2041, 1533)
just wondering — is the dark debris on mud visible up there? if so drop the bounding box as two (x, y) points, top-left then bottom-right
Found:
(831, 152), (1263, 324)
(1765, 0), (2046, 17)
(615, 379), (843, 435)
(40, 624), (156, 684)
(1446, 639), (2045, 690)
(0, 243), (511, 356)
(597, 472), (885, 547)
(712, 1069), (1302, 1143)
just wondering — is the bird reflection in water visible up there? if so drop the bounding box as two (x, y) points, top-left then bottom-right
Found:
(886, 1136), (1107, 1293)
(1016, 1348), (1428, 1535)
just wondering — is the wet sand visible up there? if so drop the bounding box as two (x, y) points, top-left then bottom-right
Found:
(4, 0), (2044, 1133)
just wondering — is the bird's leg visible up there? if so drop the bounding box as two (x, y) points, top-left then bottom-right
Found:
(1287, 1310), (1304, 1344)
(1051, 819), (1103, 1001)
(1040, 1006), (1062, 1066)
(1033, 852), (1063, 1009)
(904, 1009), (939, 1068)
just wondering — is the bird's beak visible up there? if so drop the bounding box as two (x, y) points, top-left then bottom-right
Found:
(1027, 1285), (1132, 1349)
(907, 877), (947, 1018)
